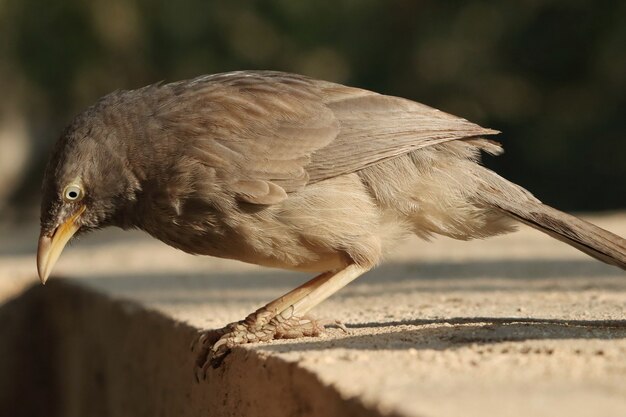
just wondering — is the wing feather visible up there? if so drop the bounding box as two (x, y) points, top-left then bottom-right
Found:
(309, 88), (498, 181)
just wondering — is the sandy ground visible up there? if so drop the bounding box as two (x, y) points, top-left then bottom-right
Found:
(1, 214), (625, 417)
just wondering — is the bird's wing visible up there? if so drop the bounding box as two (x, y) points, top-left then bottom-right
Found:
(159, 71), (497, 205)
(159, 72), (339, 204)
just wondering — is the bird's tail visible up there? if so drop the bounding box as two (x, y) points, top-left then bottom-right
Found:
(477, 169), (626, 271)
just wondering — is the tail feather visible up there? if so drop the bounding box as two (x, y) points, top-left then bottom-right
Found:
(478, 171), (626, 270)
(500, 202), (626, 270)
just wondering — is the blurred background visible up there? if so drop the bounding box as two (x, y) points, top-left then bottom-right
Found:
(0, 0), (624, 223)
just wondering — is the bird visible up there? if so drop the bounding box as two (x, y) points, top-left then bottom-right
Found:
(37, 70), (626, 374)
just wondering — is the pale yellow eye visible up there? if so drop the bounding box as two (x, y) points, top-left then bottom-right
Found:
(63, 184), (84, 202)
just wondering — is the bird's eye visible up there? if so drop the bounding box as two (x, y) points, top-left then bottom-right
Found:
(63, 184), (84, 202)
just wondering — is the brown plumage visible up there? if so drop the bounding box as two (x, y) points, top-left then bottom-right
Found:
(37, 71), (626, 373)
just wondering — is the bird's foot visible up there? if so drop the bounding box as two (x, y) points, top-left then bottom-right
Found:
(193, 306), (346, 379)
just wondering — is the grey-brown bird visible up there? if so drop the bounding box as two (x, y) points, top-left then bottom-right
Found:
(37, 71), (626, 372)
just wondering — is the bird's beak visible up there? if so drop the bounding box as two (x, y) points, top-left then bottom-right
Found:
(37, 205), (85, 284)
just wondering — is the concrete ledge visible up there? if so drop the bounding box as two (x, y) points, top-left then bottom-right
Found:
(1, 214), (626, 417)
(1, 282), (380, 417)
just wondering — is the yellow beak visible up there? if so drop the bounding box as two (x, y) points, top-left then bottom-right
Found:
(37, 206), (85, 284)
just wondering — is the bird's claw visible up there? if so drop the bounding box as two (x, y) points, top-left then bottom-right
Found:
(317, 318), (349, 333)
(193, 308), (341, 381)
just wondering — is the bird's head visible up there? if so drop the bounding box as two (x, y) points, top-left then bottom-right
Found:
(37, 109), (141, 284)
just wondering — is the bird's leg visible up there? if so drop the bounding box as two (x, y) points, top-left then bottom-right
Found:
(195, 263), (369, 373)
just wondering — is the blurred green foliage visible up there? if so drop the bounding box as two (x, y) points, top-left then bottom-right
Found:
(1, 0), (624, 212)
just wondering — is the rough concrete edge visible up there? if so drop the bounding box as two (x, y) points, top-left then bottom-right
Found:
(1, 279), (401, 417)
(0, 283), (61, 417)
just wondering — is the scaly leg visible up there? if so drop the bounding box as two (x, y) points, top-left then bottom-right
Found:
(194, 264), (369, 374)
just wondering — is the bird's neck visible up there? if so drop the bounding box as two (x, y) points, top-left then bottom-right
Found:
(96, 89), (186, 229)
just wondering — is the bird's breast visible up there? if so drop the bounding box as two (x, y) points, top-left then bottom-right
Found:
(136, 197), (349, 272)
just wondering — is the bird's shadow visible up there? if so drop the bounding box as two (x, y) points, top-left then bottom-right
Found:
(258, 316), (626, 354)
